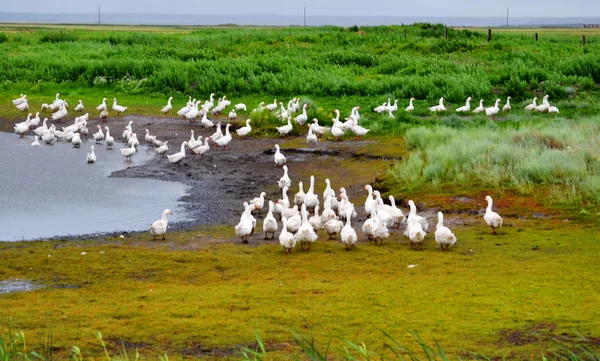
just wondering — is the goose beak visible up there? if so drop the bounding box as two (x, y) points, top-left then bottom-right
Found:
(170, 211), (174, 215)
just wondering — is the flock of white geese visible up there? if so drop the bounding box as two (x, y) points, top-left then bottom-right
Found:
(234, 171), (503, 252)
(12, 92), (513, 243)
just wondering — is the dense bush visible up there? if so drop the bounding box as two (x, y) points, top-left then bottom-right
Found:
(0, 25), (598, 101)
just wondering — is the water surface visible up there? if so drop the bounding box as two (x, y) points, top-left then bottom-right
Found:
(0, 132), (188, 241)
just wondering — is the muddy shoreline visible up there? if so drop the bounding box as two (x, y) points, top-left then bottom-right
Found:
(3, 114), (400, 241)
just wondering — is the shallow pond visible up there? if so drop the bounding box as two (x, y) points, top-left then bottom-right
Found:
(0, 279), (41, 294)
(0, 132), (188, 241)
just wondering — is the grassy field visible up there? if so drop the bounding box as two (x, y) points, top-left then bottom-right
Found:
(1, 24), (600, 360)
(1, 219), (599, 361)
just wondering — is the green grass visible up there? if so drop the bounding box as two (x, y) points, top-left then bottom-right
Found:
(0, 219), (599, 360)
(386, 117), (600, 215)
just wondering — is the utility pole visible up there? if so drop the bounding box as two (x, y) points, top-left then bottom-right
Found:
(303, 7), (306, 27)
(506, 8), (509, 28)
(98, 6), (101, 24)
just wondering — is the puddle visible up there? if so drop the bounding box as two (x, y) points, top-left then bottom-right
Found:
(0, 132), (189, 241)
(0, 280), (41, 294)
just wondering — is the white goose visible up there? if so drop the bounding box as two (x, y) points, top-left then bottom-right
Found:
(331, 119), (345, 141)
(435, 212), (457, 251)
(71, 133), (82, 148)
(350, 118), (369, 139)
(295, 204), (318, 251)
(303, 175), (319, 211)
(308, 205), (322, 232)
(323, 179), (335, 201)
(93, 125), (104, 144)
(524, 97), (538, 111)
(74, 100), (84, 113)
(405, 200), (429, 233)
(456, 97), (472, 112)
(294, 182), (305, 206)
(42, 125), (55, 144)
(51, 103), (68, 122)
(228, 109), (237, 121)
(96, 97), (107, 112)
(388, 195), (406, 228)
(29, 112), (41, 128)
(265, 99), (278, 111)
(249, 192), (267, 213)
(276, 117), (293, 136)
(263, 201), (278, 240)
(306, 127), (318, 147)
(235, 103), (247, 111)
(213, 123), (232, 149)
(294, 104), (309, 126)
(485, 99), (502, 117)
(274, 144), (286, 166)
(14, 120), (30, 138)
(473, 99), (485, 113)
(324, 218), (343, 240)
(122, 120), (133, 141)
(34, 118), (49, 137)
(200, 112), (215, 129)
(210, 122), (224, 141)
(502, 96), (512, 112)
(100, 109), (109, 122)
(16, 100), (29, 112)
(161, 97), (174, 114)
(120, 142), (136, 161)
(156, 141), (169, 157)
(405, 97), (415, 112)
(484, 195), (503, 235)
(12, 94), (26, 106)
(177, 97), (194, 117)
(429, 97), (446, 112)
(145, 129), (156, 145)
(150, 209), (173, 240)
(321, 196), (338, 222)
(187, 130), (202, 150)
(309, 118), (328, 137)
(278, 165), (291, 189)
(128, 133), (139, 149)
(236, 119), (252, 137)
(406, 216), (426, 250)
(535, 95), (550, 113)
(235, 202), (255, 244)
(104, 127), (115, 150)
(341, 210), (358, 250)
(191, 138), (210, 157)
(373, 101), (388, 114)
(273, 186), (291, 218)
(285, 206), (301, 233)
(185, 100), (202, 122)
(86, 145), (96, 164)
(112, 98), (127, 115)
(167, 141), (188, 165)
(279, 217), (297, 253)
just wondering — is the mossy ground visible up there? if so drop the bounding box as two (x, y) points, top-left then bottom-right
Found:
(1, 218), (599, 360)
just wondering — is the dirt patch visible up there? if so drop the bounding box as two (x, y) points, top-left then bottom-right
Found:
(499, 323), (599, 348)
(181, 342), (291, 358)
(5, 114), (397, 239)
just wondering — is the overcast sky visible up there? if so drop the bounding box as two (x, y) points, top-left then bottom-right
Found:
(1, 0), (595, 18)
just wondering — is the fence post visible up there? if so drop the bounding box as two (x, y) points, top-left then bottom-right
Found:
(404, 30), (407, 39)
(535, 33), (538, 41)
(582, 34), (586, 46)
(445, 27), (448, 39)
(487, 28), (492, 41)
